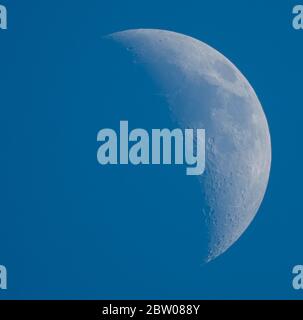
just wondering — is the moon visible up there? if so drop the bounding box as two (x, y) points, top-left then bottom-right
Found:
(107, 29), (271, 262)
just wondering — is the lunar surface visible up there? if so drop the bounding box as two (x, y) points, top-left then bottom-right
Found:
(107, 29), (271, 262)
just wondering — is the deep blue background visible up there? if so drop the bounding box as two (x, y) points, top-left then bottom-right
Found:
(0, 0), (302, 299)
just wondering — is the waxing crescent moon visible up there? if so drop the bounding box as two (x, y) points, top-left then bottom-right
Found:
(107, 29), (271, 262)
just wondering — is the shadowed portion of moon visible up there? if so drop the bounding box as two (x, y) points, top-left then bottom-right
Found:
(107, 29), (271, 262)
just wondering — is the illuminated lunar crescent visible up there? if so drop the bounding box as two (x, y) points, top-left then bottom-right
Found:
(108, 29), (271, 262)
